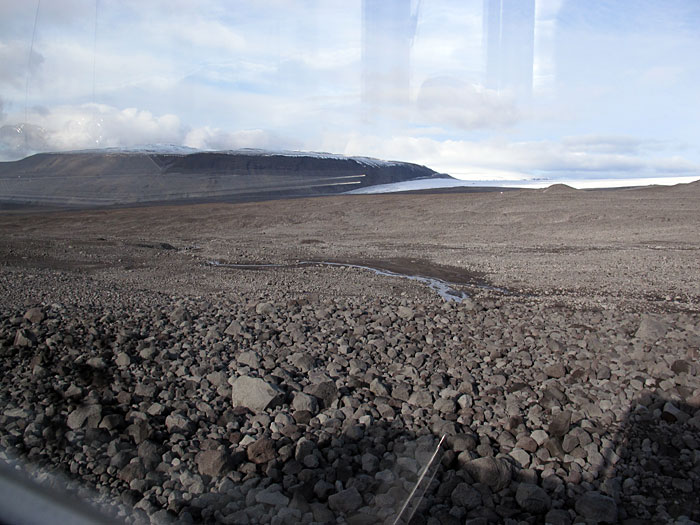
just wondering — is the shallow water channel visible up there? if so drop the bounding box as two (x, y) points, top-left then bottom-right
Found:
(207, 259), (479, 302)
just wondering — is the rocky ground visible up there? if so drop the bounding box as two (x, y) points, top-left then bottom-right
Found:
(0, 184), (699, 524)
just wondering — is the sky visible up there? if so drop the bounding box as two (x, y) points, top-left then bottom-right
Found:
(1, 0), (699, 187)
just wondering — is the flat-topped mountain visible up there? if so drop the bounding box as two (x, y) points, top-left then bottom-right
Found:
(0, 148), (448, 207)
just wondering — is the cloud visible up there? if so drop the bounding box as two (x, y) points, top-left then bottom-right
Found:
(0, 123), (49, 158)
(343, 134), (700, 180)
(0, 103), (184, 160)
(0, 101), (304, 160)
(184, 127), (282, 151)
(0, 40), (44, 91)
(560, 135), (668, 155)
(416, 77), (519, 130)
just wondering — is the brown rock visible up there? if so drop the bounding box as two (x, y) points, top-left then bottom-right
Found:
(544, 363), (566, 379)
(462, 457), (512, 491)
(549, 410), (572, 437)
(23, 307), (44, 323)
(196, 449), (229, 477)
(247, 437), (275, 464)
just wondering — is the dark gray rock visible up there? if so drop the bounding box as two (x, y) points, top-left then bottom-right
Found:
(328, 487), (363, 514)
(292, 392), (319, 414)
(671, 359), (693, 375)
(544, 508), (572, 525)
(137, 440), (160, 469)
(224, 320), (242, 336)
(164, 412), (193, 434)
(119, 460), (146, 484)
(549, 410), (572, 438)
(305, 381), (338, 409)
(169, 307), (190, 324)
(575, 492), (617, 523)
(288, 352), (315, 373)
(237, 351), (261, 369)
(515, 483), (551, 514)
(67, 404), (102, 430)
(450, 482), (482, 510)
(369, 378), (390, 397)
(256, 487), (289, 506)
(408, 390), (433, 407)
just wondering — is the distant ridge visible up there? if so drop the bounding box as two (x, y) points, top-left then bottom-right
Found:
(0, 148), (449, 208)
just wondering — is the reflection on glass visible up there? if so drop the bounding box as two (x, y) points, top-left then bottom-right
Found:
(483, 0), (535, 99)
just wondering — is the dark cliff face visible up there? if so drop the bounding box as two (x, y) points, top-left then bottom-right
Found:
(0, 150), (447, 208)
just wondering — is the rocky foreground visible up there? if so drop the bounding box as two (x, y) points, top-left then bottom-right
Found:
(1, 281), (699, 524)
(1, 185), (700, 524)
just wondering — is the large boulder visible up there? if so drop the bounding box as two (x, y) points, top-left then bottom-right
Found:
(462, 457), (512, 491)
(231, 375), (284, 412)
(635, 315), (669, 341)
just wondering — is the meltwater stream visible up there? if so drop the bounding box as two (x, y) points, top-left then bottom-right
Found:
(207, 260), (471, 302)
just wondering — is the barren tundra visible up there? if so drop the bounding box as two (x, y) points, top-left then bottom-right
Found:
(1, 183), (699, 524)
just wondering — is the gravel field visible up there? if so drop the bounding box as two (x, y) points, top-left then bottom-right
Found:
(1, 183), (699, 524)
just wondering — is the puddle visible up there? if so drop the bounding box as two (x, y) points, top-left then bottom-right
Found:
(207, 258), (509, 302)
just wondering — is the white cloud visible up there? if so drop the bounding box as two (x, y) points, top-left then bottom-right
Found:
(416, 77), (519, 130)
(0, 103), (184, 160)
(343, 134), (700, 181)
(0, 40), (43, 91)
(184, 127), (283, 151)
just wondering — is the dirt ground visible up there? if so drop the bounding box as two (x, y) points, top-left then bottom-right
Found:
(1, 182), (699, 312)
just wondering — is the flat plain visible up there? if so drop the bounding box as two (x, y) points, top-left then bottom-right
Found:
(1, 182), (699, 524)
